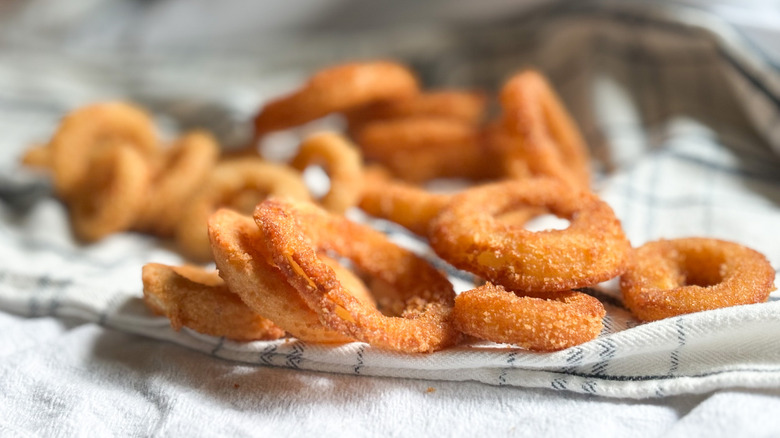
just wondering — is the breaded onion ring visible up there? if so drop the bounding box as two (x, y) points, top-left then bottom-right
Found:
(69, 143), (151, 242)
(176, 158), (311, 262)
(255, 198), (460, 353)
(429, 178), (630, 292)
(355, 118), (497, 182)
(496, 70), (590, 188)
(135, 131), (220, 236)
(49, 102), (158, 199)
(290, 132), (363, 214)
(453, 283), (605, 351)
(142, 263), (286, 341)
(358, 167), (451, 236)
(253, 61), (419, 136)
(345, 90), (487, 130)
(209, 209), (355, 343)
(620, 238), (776, 321)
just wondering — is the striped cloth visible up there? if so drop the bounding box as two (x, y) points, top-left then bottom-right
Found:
(1, 1), (779, 400)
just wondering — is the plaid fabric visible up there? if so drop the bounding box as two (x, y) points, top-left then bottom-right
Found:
(0, 1), (778, 399)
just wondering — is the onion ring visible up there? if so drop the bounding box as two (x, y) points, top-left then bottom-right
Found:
(429, 178), (630, 292)
(495, 70), (590, 188)
(358, 167), (451, 236)
(142, 263), (286, 341)
(255, 198), (460, 353)
(176, 157), (311, 262)
(620, 237), (776, 321)
(253, 61), (419, 136)
(135, 131), (220, 236)
(345, 90), (487, 131)
(69, 143), (151, 242)
(453, 283), (605, 351)
(355, 118), (497, 182)
(49, 102), (158, 199)
(290, 132), (363, 214)
(208, 209), (356, 343)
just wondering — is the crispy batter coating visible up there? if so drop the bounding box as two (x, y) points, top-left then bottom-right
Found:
(290, 132), (363, 214)
(620, 238), (776, 321)
(453, 283), (605, 351)
(142, 263), (286, 341)
(135, 131), (220, 236)
(20, 143), (52, 169)
(176, 158), (311, 262)
(255, 198), (460, 353)
(49, 102), (158, 199)
(429, 178), (630, 292)
(69, 143), (151, 242)
(253, 61), (419, 136)
(209, 209), (354, 343)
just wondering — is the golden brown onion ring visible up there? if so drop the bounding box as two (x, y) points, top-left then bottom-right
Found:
(142, 263), (286, 341)
(253, 61), (419, 136)
(255, 198), (460, 353)
(429, 178), (630, 292)
(290, 132), (363, 214)
(453, 283), (605, 351)
(620, 238), (776, 321)
(69, 143), (151, 242)
(208, 209), (355, 343)
(176, 158), (311, 262)
(135, 131), (220, 236)
(495, 71), (590, 188)
(49, 102), (158, 199)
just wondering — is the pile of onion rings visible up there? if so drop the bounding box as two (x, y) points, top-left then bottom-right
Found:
(20, 61), (776, 354)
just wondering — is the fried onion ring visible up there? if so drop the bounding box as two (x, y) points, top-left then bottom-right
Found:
(176, 158), (311, 262)
(620, 238), (776, 321)
(429, 178), (630, 292)
(209, 209), (355, 343)
(49, 102), (158, 199)
(69, 143), (151, 242)
(495, 70), (590, 188)
(358, 167), (451, 236)
(135, 131), (220, 236)
(142, 263), (286, 341)
(345, 90), (487, 130)
(255, 198), (460, 353)
(253, 61), (419, 136)
(290, 132), (363, 214)
(453, 283), (605, 351)
(355, 118), (497, 182)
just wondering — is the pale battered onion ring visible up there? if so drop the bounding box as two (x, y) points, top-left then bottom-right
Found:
(255, 198), (460, 353)
(290, 132), (363, 214)
(49, 102), (158, 199)
(453, 283), (605, 351)
(429, 178), (630, 292)
(355, 118), (497, 182)
(620, 238), (776, 321)
(176, 158), (311, 262)
(358, 167), (451, 236)
(135, 131), (220, 236)
(208, 209), (355, 343)
(69, 143), (151, 242)
(495, 70), (590, 188)
(253, 61), (419, 136)
(345, 90), (487, 130)
(142, 263), (286, 341)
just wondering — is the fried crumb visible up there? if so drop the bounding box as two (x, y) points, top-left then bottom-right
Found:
(426, 386), (436, 393)
(234, 383), (240, 389)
